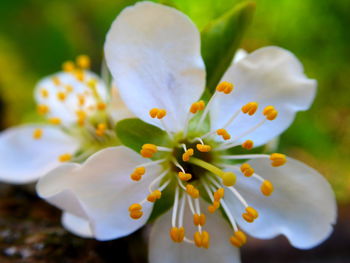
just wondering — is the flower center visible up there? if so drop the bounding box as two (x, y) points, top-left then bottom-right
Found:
(128, 81), (286, 249)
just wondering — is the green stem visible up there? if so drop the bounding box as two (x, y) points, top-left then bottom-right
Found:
(188, 157), (223, 178)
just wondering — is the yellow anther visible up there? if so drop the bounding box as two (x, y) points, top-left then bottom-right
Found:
(190, 100), (205, 114)
(62, 60), (75, 72)
(263, 105), (278, 120)
(65, 85), (74, 93)
(270, 153), (287, 167)
(130, 167), (146, 181)
(52, 76), (61, 86)
(240, 163), (254, 177)
(261, 180), (274, 196)
(76, 110), (87, 126)
(194, 231), (210, 249)
(140, 144), (158, 158)
(214, 188), (225, 201)
(216, 81), (234, 94)
(57, 91), (67, 101)
(149, 108), (167, 119)
(196, 144), (212, 152)
(222, 172), (236, 186)
(49, 117), (62, 125)
(241, 102), (258, 115)
(78, 95), (86, 106)
(97, 102), (107, 111)
(230, 231), (247, 248)
(129, 203), (143, 219)
(182, 148), (194, 162)
(147, 190), (162, 203)
(37, 104), (49, 115)
(242, 140), (254, 150)
(170, 227), (185, 243)
(97, 123), (106, 130)
(193, 213), (206, 226)
(58, 153), (72, 162)
(40, 88), (49, 98)
(178, 172), (192, 181)
(216, 129), (231, 140)
(95, 123), (107, 137)
(76, 55), (90, 69)
(75, 69), (85, 82)
(32, 129), (43, 140)
(242, 206), (258, 223)
(186, 184), (199, 199)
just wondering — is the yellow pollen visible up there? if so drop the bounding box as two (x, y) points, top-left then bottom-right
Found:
(129, 203), (143, 219)
(96, 102), (106, 111)
(182, 148), (194, 162)
(52, 76), (61, 86)
(59, 153), (72, 162)
(140, 144), (158, 158)
(49, 117), (62, 125)
(149, 108), (167, 119)
(216, 81), (234, 94)
(76, 55), (91, 69)
(222, 172), (236, 186)
(130, 167), (146, 181)
(32, 129), (43, 140)
(57, 92), (67, 101)
(190, 100), (205, 114)
(62, 60), (75, 72)
(37, 104), (49, 115)
(186, 184), (199, 199)
(214, 188), (225, 201)
(196, 144), (212, 152)
(194, 231), (210, 249)
(240, 163), (254, 177)
(170, 227), (185, 243)
(147, 190), (162, 203)
(242, 140), (254, 150)
(242, 206), (258, 223)
(263, 105), (278, 120)
(216, 129), (231, 140)
(193, 213), (206, 226)
(241, 102), (258, 115)
(78, 95), (86, 106)
(40, 88), (49, 98)
(74, 69), (85, 82)
(230, 231), (247, 248)
(270, 153), (287, 167)
(178, 172), (192, 181)
(261, 180), (274, 196)
(65, 85), (74, 93)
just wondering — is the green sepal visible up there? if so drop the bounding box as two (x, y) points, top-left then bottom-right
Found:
(201, 1), (255, 94)
(115, 118), (169, 153)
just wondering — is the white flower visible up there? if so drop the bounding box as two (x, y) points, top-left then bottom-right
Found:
(36, 2), (336, 262)
(0, 55), (132, 184)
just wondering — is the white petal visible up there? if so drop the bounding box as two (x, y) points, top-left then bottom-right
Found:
(62, 212), (94, 238)
(149, 199), (241, 263)
(233, 49), (248, 63)
(224, 157), (336, 249)
(37, 146), (162, 241)
(0, 125), (78, 184)
(210, 46), (317, 146)
(35, 71), (108, 125)
(108, 86), (135, 123)
(104, 2), (205, 132)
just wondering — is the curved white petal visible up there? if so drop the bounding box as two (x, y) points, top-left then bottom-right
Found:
(104, 2), (205, 132)
(62, 212), (94, 238)
(233, 49), (248, 63)
(37, 146), (162, 241)
(108, 86), (135, 124)
(0, 125), (78, 184)
(224, 157), (336, 249)
(149, 199), (241, 263)
(210, 46), (317, 146)
(35, 71), (108, 125)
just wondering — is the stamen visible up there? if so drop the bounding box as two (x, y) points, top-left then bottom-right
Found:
(193, 213), (206, 226)
(76, 55), (90, 69)
(97, 102), (107, 111)
(32, 128), (43, 140)
(242, 206), (259, 223)
(148, 169), (169, 192)
(172, 186), (180, 227)
(241, 140), (254, 150)
(147, 190), (162, 203)
(240, 163), (254, 177)
(40, 88), (49, 98)
(230, 231), (247, 248)
(241, 102), (258, 115)
(194, 231), (210, 249)
(263, 106), (278, 120)
(57, 92), (67, 101)
(216, 81), (234, 94)
(270, 153), (287, 166)
(65, 85), (73, 93)
(37, 104), (49, 115)
(129, 203), (143, 219)
(62, 60), (75, 72)
(182, 148), (194, 162)
(52, 76), (61, 86)
(195, 138), (212, 152)
(78, 95), (86, 106)
(49, 117), (62, 125)
(130, 167), (145, 181)
(74, 69), (85, 82)
(95, 123), (107, 137)
(186, 184), (199, 199)
(140, 144), (158, 158)
(178, 172), (192, 181)
(221, 153), (270, 160)
(216, 129), (231, 140)
(58, 153), (72, 162)
(190, 100), (205, 114)
(178, 195), (186, 227)
(261, 180), (274, 196)
(149, 108), (167, 119)
(170, 227), (185, 243)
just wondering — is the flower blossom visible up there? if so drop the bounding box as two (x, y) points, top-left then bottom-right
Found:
(36, 2), (336, 262)
(0, 55), (132, 184)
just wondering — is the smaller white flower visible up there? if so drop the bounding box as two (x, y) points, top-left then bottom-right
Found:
(0, 55), (132, 184)
(37, 2), (336, 263)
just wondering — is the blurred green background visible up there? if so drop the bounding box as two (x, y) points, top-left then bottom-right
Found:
(0, 0), (349, 204)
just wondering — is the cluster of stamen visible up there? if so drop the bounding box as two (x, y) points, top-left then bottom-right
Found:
(127, 81), (289, 250)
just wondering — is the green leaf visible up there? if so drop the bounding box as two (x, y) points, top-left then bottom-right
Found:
(115, 118), (169, 153)
(201, 1), (255, 93)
